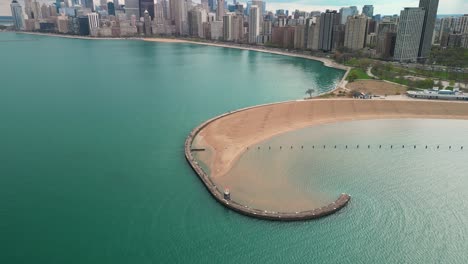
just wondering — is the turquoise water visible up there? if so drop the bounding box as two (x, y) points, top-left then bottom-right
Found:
(1, 32), (467, 263)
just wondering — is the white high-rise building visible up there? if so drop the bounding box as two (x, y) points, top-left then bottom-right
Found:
(88, 12), (100, 28)
(248, 5), (259, 43)
(394, 7), (425, 62)
(10, 0), (24, 30)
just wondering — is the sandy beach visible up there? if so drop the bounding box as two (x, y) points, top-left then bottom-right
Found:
(192, 99), (468, 180)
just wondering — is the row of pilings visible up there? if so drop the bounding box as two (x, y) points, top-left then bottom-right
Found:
(246, 145), (464, 150)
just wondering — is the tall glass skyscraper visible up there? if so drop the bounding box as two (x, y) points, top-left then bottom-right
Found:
(418, 0), (439, 59)
(10, 0), (24, 30)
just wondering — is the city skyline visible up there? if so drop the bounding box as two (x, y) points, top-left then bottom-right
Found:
(1, 0), (467, 16)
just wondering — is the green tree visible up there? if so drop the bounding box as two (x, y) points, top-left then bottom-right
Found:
(305, 89), (315, 98)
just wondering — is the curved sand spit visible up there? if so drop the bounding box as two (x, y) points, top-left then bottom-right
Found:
(186, 99), (468, 220)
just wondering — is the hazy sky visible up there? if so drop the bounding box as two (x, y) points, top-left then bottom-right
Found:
(1, 0), (466, 16)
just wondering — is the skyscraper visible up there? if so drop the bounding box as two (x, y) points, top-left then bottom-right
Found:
(216, 0), (225, 21)
(362, 5), (374, 18)
(140, 0), (154, 20)
(248, 5), (260, 43)
(223, 13), (233, 40)
(108, 2), (115, 16)
(344, 15), (368, 51)
(10, 0), (24, 30)
(125, 0), (139, 19)
(171, 0), (188, 35)
(394, 7), (425, 62)
(339, 7), (356, 25)
(319, 10), (340, 51)
(418, 0), (439, 59)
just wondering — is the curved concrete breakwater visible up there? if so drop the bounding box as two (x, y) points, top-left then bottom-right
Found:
(185, 99), (468, 221)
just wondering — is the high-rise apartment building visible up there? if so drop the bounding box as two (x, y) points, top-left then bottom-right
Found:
(376, 22), (398, 58)
(188, 8), (206, 38)
(418, 0), (439, 59)
(171, 0), (188, 35)
(108, 2), (115, 16)
(10, 0), (24, 30)
(140, 0), (154, 20)
(248, 5), (260, 43)
(362, 5), (374, 18)
(319, 10), (340, 51)
(87, 12), (99, 29)
(223, 13), (233, 40)
(216, 0), (225, 21)
(344, 15), (368, 51)
(394, 7), (425, 62)
(125, 0), (139, 19)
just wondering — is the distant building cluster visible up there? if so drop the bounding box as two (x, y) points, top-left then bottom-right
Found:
(8, 0), (465, 62)
(434, 14), (468, 49)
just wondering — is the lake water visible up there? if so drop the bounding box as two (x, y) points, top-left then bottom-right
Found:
(1, 32), (467, 263)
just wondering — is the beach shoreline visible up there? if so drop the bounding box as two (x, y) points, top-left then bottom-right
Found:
(186, 99), (468, 218)
(194, 99), (468, 180)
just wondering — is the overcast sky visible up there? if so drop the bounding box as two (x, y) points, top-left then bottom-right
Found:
(1, 0), (466, 16)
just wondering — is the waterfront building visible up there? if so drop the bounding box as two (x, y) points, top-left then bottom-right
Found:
(418, 0), (439, 59)
(78, 16), (90, 35)
(125, 0), (139, 19)
(306, 17), (320, 50)
(171, 0), (188, 35)
(57, 15), (69, 33)
(223, 13), (233, 40)
(188, 8), (206, 38)
(160, 0), (170, 20)
(394, 7), (425, 62)
(376, 22), (397, 59)
(362, 5), (374, 18)
(24, 0), (32, 19)
(203, 20), (223, 40)
(332, 24), (345, 51)
(154, 1), (165, 24)
(319, 10), (340, 51)
(248, 5), (260, 44)
(294, 25), (305, 49)
(40, 4), (50, 19)
(344, 15), (368, 51)
(82, 0), (94, 11)
(88, 12), (100, 30)
(232, 14), (244, 42)
(10, 0), (24, 30)
(31, 1), (42, 19)
(143, 10), (152, 35)
(140, 0), (154, 20)
(216, 0), (225, 21)
(108, 2), (115, 16)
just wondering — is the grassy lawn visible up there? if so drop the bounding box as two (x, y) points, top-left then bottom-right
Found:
(347, 68), (371, 82)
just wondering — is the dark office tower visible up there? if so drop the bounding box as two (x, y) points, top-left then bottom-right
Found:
(362, 5), (374, 18)
(418, 0), (439, 59)
(139, 0), (154, 20)
(319, 10), (340, 52)
(82, 0), (94, 10)
(107, 2), (115, 15)
(77, 16), (90, 35)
